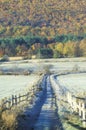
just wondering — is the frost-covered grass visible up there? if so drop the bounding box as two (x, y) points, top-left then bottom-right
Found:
(0, 75), (40, 99)
(0, 58), (86, 129)
(0, 59), (86, 98)
(51, 74), (86, 130)
(57, 73), (86, 95)
(0, 58), (86, 73)
(58, 99), (84, 130)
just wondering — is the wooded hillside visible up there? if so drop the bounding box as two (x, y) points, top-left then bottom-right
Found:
(0, 0), (86, 58)
(0, 0), (86, 37)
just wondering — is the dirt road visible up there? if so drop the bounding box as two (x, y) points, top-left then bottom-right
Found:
(17, 75), (63, 130)
(34, 75), (63, 130)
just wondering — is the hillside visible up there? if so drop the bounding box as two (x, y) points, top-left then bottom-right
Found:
(0, 0), (86, 58)
(0, 0), (86, 37)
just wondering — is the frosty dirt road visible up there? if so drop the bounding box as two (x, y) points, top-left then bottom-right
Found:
(33, 75), (63, 130)
(16, 75), (63, 130)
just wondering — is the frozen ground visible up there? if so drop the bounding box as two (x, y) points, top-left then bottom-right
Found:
(34, 76), (63, 130)
(50, 74), (86, 130)
(0, 58), (86, 129)
(57, 73), (86, 95)
(0, 58), (86, 99)
(16, 75), (63, 130)
(0, 58), (86, 73)
(0, 75), (40, 99)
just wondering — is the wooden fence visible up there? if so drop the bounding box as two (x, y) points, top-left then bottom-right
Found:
(67, 91), (86, 121)
(0, 76), (43, 113)
(50, 74), (86, 122)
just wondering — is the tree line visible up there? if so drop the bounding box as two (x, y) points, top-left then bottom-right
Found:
(0, 34), (86, 59)
(0, 0), (86, 59)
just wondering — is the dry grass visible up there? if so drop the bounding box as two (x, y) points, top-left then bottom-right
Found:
(58, 96), (85, 130)
(1, 110), (17, 129)
(0, 100), (32, 129)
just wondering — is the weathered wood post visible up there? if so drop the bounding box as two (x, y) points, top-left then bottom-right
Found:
(83, 101), (86, 128)
(4, 97), (7, 109)
(15, 95), (17, 105)
(19, 94), (21, 103)
(79, 101), (82, 117)
(12, 95), (14, 106)
(8, 98), (11, 109)
(67, 92), (72, 105)
(82, 102), (86, 120)
(72, 96), (77, 112)
(82, 109), (86, 120)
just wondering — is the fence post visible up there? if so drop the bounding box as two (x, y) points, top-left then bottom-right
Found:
(79, 101), (82, 117)
(19, 94), (21, 103)
(15, 95), (17, 105)
(12, 95), (14, 106)
(8, 98), (11, 109)
(0, 77), (43, 112)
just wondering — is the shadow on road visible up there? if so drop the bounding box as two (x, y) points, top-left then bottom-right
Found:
(16, 75), (64, 130)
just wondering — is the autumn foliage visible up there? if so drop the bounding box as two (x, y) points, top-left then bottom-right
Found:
(0, 0), (86, 58)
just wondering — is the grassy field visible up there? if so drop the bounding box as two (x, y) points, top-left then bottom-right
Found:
(57, 73), (86, 96)
(0, 58), (86, 73)
(0, 58), (86, 129)
(0, 74), (40, 99)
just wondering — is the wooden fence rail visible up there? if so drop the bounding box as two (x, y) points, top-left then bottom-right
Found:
(0, 75), (44, 113)
(50, 74), (86, 122)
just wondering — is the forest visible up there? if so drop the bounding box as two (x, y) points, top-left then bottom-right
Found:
(0, 0), (86, 59)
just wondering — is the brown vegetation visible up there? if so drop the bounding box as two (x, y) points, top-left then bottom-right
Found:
(0, 0), (86, 37)
(1, 110), (17, 130)
(0, 0), (86, 58)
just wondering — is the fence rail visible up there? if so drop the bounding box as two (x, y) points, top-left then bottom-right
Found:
(50, 74), (86, 122)
(0, 75), (44, 113)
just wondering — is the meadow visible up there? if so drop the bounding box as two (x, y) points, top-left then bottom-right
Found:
(0, 58), (86, 130)
(57, 73), (86, 95)
(0, 75), (40, 99)
(0, 58), (86, 73)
